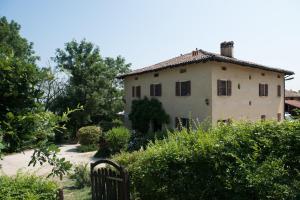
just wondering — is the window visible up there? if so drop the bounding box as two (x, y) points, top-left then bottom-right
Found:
(277, 113), (281, 122)
(154, 73), (159, 77)
(132, 86), (141, 98)
(134, 76), (138, 80)
(175, 117), (190, 130)
(221, 66), (227, 71)
(136, 86), (141, 98)
(176, 81), (191, 96)
(150, 84), (162, 97)
(261, 115), (266, 121)
(259, 84), (268, 96)
(217, 80), (232, 96)
(277, 85), (281, 97)
(180, 68), (186, 73)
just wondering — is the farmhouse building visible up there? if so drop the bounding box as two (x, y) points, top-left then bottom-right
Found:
(118, 42), (294, 129)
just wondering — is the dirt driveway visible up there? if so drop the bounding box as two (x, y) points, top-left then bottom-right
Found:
(0, 144), (97, 176)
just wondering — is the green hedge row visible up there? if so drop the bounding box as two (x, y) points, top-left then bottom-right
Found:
(0, 173), (58, 200)
(114, 121), (300, 200)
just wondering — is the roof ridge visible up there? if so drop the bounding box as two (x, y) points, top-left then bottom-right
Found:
(117, 48), (294, 78)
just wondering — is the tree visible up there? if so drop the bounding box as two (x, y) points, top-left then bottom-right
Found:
(51, 39), (130, 137)
(0, 16), (77, 178)
(129, 97), (170, 133)
(37, 66), (66, 111)
(0, 17), (47, 152)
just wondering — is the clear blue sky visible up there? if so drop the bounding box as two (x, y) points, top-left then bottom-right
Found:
(1, 0), (299, 90)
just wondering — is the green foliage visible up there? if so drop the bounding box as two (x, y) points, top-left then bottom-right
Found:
(127, 130), (168, 151)
(69, 164), (91, 189)
(0, 173), (58, 200)
(0, 17), (49, 153)
(77, 144), (98, 152)
(95, 127), (131, 157)
(105, 127), (131, 153)
(114, 121), (300, 200)
(29, 143), (72, 179)
(77, 125), (101, 145)
(50, 39), (130, 138)
(129, 97), (170, 133)
(292, 108), (300, 119)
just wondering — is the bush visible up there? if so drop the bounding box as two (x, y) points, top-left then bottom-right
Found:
(106, 127), (130, 153)
(77, 126), (101, 145)
(129, 97), (170, 133)
(114, 121), (300, 200)
(127, 130), (168, 151)
(69, 163), (91, 188)
(0, 173), (59, 200)
(77, 144), (98, 152)
(95, 127), (130, 157)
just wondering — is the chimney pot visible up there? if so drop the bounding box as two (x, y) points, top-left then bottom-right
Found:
(220, 41), (234, 57)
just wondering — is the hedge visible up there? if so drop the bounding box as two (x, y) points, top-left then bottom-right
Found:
(113, 121), (300, 200)
(0, 173), (59, 200)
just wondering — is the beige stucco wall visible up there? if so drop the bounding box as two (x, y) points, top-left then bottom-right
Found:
(211, 61), (285, 124)
(124, 63), (213, 129)
(123, 61), (285, 129)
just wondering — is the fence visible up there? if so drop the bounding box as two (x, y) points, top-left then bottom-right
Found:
(90, 159), (130, 200)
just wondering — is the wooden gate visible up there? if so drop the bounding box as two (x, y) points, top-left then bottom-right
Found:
(90, 159), (130, 200)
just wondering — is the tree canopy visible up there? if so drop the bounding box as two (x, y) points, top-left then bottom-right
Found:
(50, 39), (130, 136)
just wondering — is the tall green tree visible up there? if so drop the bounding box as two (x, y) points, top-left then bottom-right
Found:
(51, 39), (130, 136)
(0, 17), (42, 116)
(0, 17), (49, 152)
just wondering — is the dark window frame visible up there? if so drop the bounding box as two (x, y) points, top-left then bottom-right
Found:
(175, 81), (191, 96)
(136, 86), (141, 98)
(277, 113), (281, 122)
(261, 115), (266, 121)
(277, 85), (281, 97)
(217, 80), (232, 96)
(259, 83), (268, 96)
(175, 117), (190, 130)
(150, 83), (162, 97)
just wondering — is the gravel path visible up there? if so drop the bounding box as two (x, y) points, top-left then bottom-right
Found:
(0, 144), (97, 176)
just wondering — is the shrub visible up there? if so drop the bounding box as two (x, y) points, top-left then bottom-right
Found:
(77, 126), (101, 145)
(77, 144), (98, 152)
(129, 97), (169, 133)
(69, 163), (91, 188)
(114, 121), (300, 200)
(95, 127), (131, 157)
(0, 173), (59, 200)
(106, 127), (130, 153)
(127, 130), (168, 151)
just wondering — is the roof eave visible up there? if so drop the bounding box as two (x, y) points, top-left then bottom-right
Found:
(117, 56), (295, 78)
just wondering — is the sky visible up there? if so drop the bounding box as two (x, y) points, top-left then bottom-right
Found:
(1, 0), (299, 90)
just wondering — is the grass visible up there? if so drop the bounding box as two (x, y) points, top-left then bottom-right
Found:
(77, 144), (98, 152)
(57, 177), (91, 200)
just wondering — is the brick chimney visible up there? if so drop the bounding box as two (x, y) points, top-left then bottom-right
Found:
(220, 41), (234, 57)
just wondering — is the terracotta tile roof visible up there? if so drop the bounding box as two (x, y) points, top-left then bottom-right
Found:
(285, 90), (300, 98)
(285, 100), (300, 108)
(117, 49), (294, 78)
